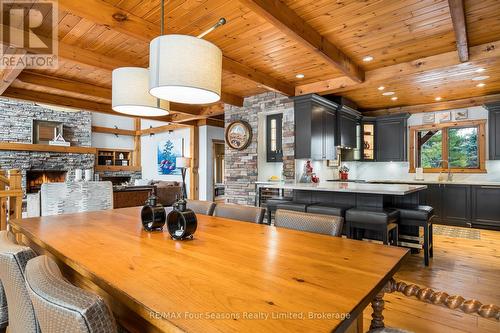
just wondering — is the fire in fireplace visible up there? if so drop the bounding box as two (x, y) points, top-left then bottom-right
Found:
(27, 170), (67, 193)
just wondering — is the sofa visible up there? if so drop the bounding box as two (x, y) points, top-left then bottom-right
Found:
(151, 180), (183, 206)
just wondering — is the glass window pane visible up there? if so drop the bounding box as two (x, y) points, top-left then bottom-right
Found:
(271, 139), (276, 152)
(271, 119), (276, 130)
(418, 130), (442, 168)
(448, 127), (478, 168)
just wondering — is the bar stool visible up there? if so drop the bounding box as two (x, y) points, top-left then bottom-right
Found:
(346, 207), (400, 245)
(265, 198), (292, 225)
(276, 201), (317, 214)
(307, 203), (353, 217)
(393, 205), (434, 266)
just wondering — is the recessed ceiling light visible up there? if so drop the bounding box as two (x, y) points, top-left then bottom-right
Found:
(435, 97), (442, 101)
(295, 73), (305, 79)
(391, 96), (398, 101)
(378, 86), (385, 91)
(362, 55), (374, 62)
(475, 68), (486, 73)
(382, 91), (395, 96)
(472, 75), (490, 81)
(476, 83), (486, 87)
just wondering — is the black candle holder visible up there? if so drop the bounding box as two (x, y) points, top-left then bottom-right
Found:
(141, 194), (166, 231)
(166, 198), (197, 240)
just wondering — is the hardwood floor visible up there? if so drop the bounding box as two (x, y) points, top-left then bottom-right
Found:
(362, 227), (500, 333)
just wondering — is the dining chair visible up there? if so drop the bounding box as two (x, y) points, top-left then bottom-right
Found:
(187, 199), (216, 215)
(25, 255), (117, 333)
(274, 209), (343, 237)
(0, 230), (40, 333)
(213, 203), (265, 224)
(40, 181), (113, 216)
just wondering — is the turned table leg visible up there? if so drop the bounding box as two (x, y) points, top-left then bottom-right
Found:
(370, 290), (386, 330)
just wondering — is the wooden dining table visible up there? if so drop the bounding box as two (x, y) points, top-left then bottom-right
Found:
(10, 207), (408, 333)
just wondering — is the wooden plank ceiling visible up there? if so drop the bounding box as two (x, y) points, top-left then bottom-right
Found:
(1, 0), (500, 121)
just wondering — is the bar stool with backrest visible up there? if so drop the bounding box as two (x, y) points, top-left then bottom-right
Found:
(186, 199), (216, 215)
(275, 210), (344, 237)
(346, 207), (400, 245)
(213, 203), (266, 224)
(25, 255), (117, 333)
(393, 205), (434, 266)
(0, 230), (40, 333)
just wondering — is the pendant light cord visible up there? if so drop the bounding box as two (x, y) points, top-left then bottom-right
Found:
(161, 0), (165, 35)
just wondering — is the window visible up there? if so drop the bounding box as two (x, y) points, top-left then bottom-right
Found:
(266, 114), (283, 162)
(410, 120), (486, 173)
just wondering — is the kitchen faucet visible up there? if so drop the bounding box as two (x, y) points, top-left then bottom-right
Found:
(438, 160), (453, 181)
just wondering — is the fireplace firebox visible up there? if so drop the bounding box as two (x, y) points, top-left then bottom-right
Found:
(26, 170), (67, 193)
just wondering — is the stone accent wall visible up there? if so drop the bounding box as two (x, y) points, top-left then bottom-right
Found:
(224, 92), (294, 205)
(0, 98), (95, 189)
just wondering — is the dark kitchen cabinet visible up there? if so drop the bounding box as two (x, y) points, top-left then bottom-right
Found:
(375, 113), (409, 162)
(336, 106), (360, 149)
(266, 113), (283, 162)
(420, 184), (442, 224)
(361, 117), (376, 161)
(441, 184), (471, 227)
(471, 185), (500, 230)
(486, 102), (500, 160)
(294, 94), (338, 160)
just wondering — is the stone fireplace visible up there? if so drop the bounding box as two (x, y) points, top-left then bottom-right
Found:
(26, 170), (67, 193)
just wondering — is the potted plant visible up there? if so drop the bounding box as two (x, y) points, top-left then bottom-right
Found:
(339, 165), (349, 181)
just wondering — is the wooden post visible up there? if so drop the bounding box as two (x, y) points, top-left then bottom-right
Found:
(8, 169), (22, 221)
(189, 125), (199, 200)
(133, 118), (141, 167)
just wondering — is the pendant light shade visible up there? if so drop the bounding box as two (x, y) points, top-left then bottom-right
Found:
(149, 34), (222, 104)
(112, 67), (170, 116)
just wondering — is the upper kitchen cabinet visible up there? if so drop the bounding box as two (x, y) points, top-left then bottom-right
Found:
(486, 102), (500, 160)
(294, 94), (338, 160)
(375, 113), (410, 162)
(336, 105), (361, 149)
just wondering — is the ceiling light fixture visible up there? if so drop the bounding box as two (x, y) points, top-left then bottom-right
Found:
(149, 0), (225, 104)
(472, 75), (490, 81)
(435, 97), (442, 101)
(391, 96), (398, 101)
(112, 67), (170, 116)
(382, 91), (395, 96)
(378, 86), (385, 91)
(295, 74), (305, 79)
(475, 68), (486, 73)
(476, 83), (486, 87)
(362, 56), (374, 62)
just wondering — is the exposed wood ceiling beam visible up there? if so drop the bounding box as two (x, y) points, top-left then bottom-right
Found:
(0, 46), (27, 94)
(296, 40), (500, 96)
(364, 93), (500, 116)
(58, 0), (293, 97)
(448, 0), (469, 62)
(91, 126), (137, 136)
(238, 0), (364, 83)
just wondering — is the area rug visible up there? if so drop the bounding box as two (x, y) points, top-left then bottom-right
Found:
(433, 225), (481, 240)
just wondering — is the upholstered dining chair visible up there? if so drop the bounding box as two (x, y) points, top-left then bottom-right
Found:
(25, 255), (117, 333)
(187, 199), (216, 215)
(275, 210), (344, 237)
(40, 181), (113, 216)
(0, 230), (40, 333)
(213, 203), (266, 224)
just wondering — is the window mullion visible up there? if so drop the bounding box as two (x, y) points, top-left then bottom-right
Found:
(442, 128), (449, 170)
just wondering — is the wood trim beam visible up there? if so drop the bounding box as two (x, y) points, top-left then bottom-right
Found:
(197, 118), (224, 128)
(296, 40), (500, 96)
(133, 119), (141, 167)
(364, 94), (500, 116)
(91, 126), (137, 136)
(448, 0), (469, 62)
(58, 0), (293, 97)
(0, 46), (27, 94)
(238, 0), (364, 83)
(139, 124), (190, 136)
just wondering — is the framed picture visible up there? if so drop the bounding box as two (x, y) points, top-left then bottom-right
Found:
(454, 109), (469, 121)
(225, 120), (252, 150)
(157, 139), (182, 175)
(422, 113), (435, 124)
(437, 112), (451, 123)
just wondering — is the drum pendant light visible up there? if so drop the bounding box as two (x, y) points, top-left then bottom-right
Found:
(112, 67), (170, 117)
(149, 0), (223, 105)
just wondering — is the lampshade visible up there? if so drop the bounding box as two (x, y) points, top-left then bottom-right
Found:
(112, 67), (170, 116)
(176, 156), (192, 169)
(149, 34), (222, 104)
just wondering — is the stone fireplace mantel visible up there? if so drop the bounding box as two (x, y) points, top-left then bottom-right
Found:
(0, 142), (96, 155)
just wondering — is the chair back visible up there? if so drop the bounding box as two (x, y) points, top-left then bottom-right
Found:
(0, 231), (39, 333)
(187, 200), (216, 216)
(25, 255), (117, 333)
(41, 181), (113, 216)
(213, 203), (265, 224)
(0, 282), (6, 330)
(275, 210), (343, 236)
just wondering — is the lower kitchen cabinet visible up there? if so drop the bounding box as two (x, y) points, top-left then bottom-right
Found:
(471, 185), (500, 230)
(441, 185), (471, 227)
(420, 184), (442, 224)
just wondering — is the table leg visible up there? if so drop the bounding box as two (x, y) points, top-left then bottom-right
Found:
(370, 290), (385, 330)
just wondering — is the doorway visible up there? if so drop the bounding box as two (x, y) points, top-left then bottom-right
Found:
(212, 140), (225, 203)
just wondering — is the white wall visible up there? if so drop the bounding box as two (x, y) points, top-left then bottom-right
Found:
(91, 113), (135, 149)
(140, 119), (191, 195)
(198, 125), (225, 201)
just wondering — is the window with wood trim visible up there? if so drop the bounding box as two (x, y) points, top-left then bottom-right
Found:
(409, 120), (486, 173)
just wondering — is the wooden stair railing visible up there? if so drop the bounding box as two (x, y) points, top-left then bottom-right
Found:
(0, 169), (23, 230)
